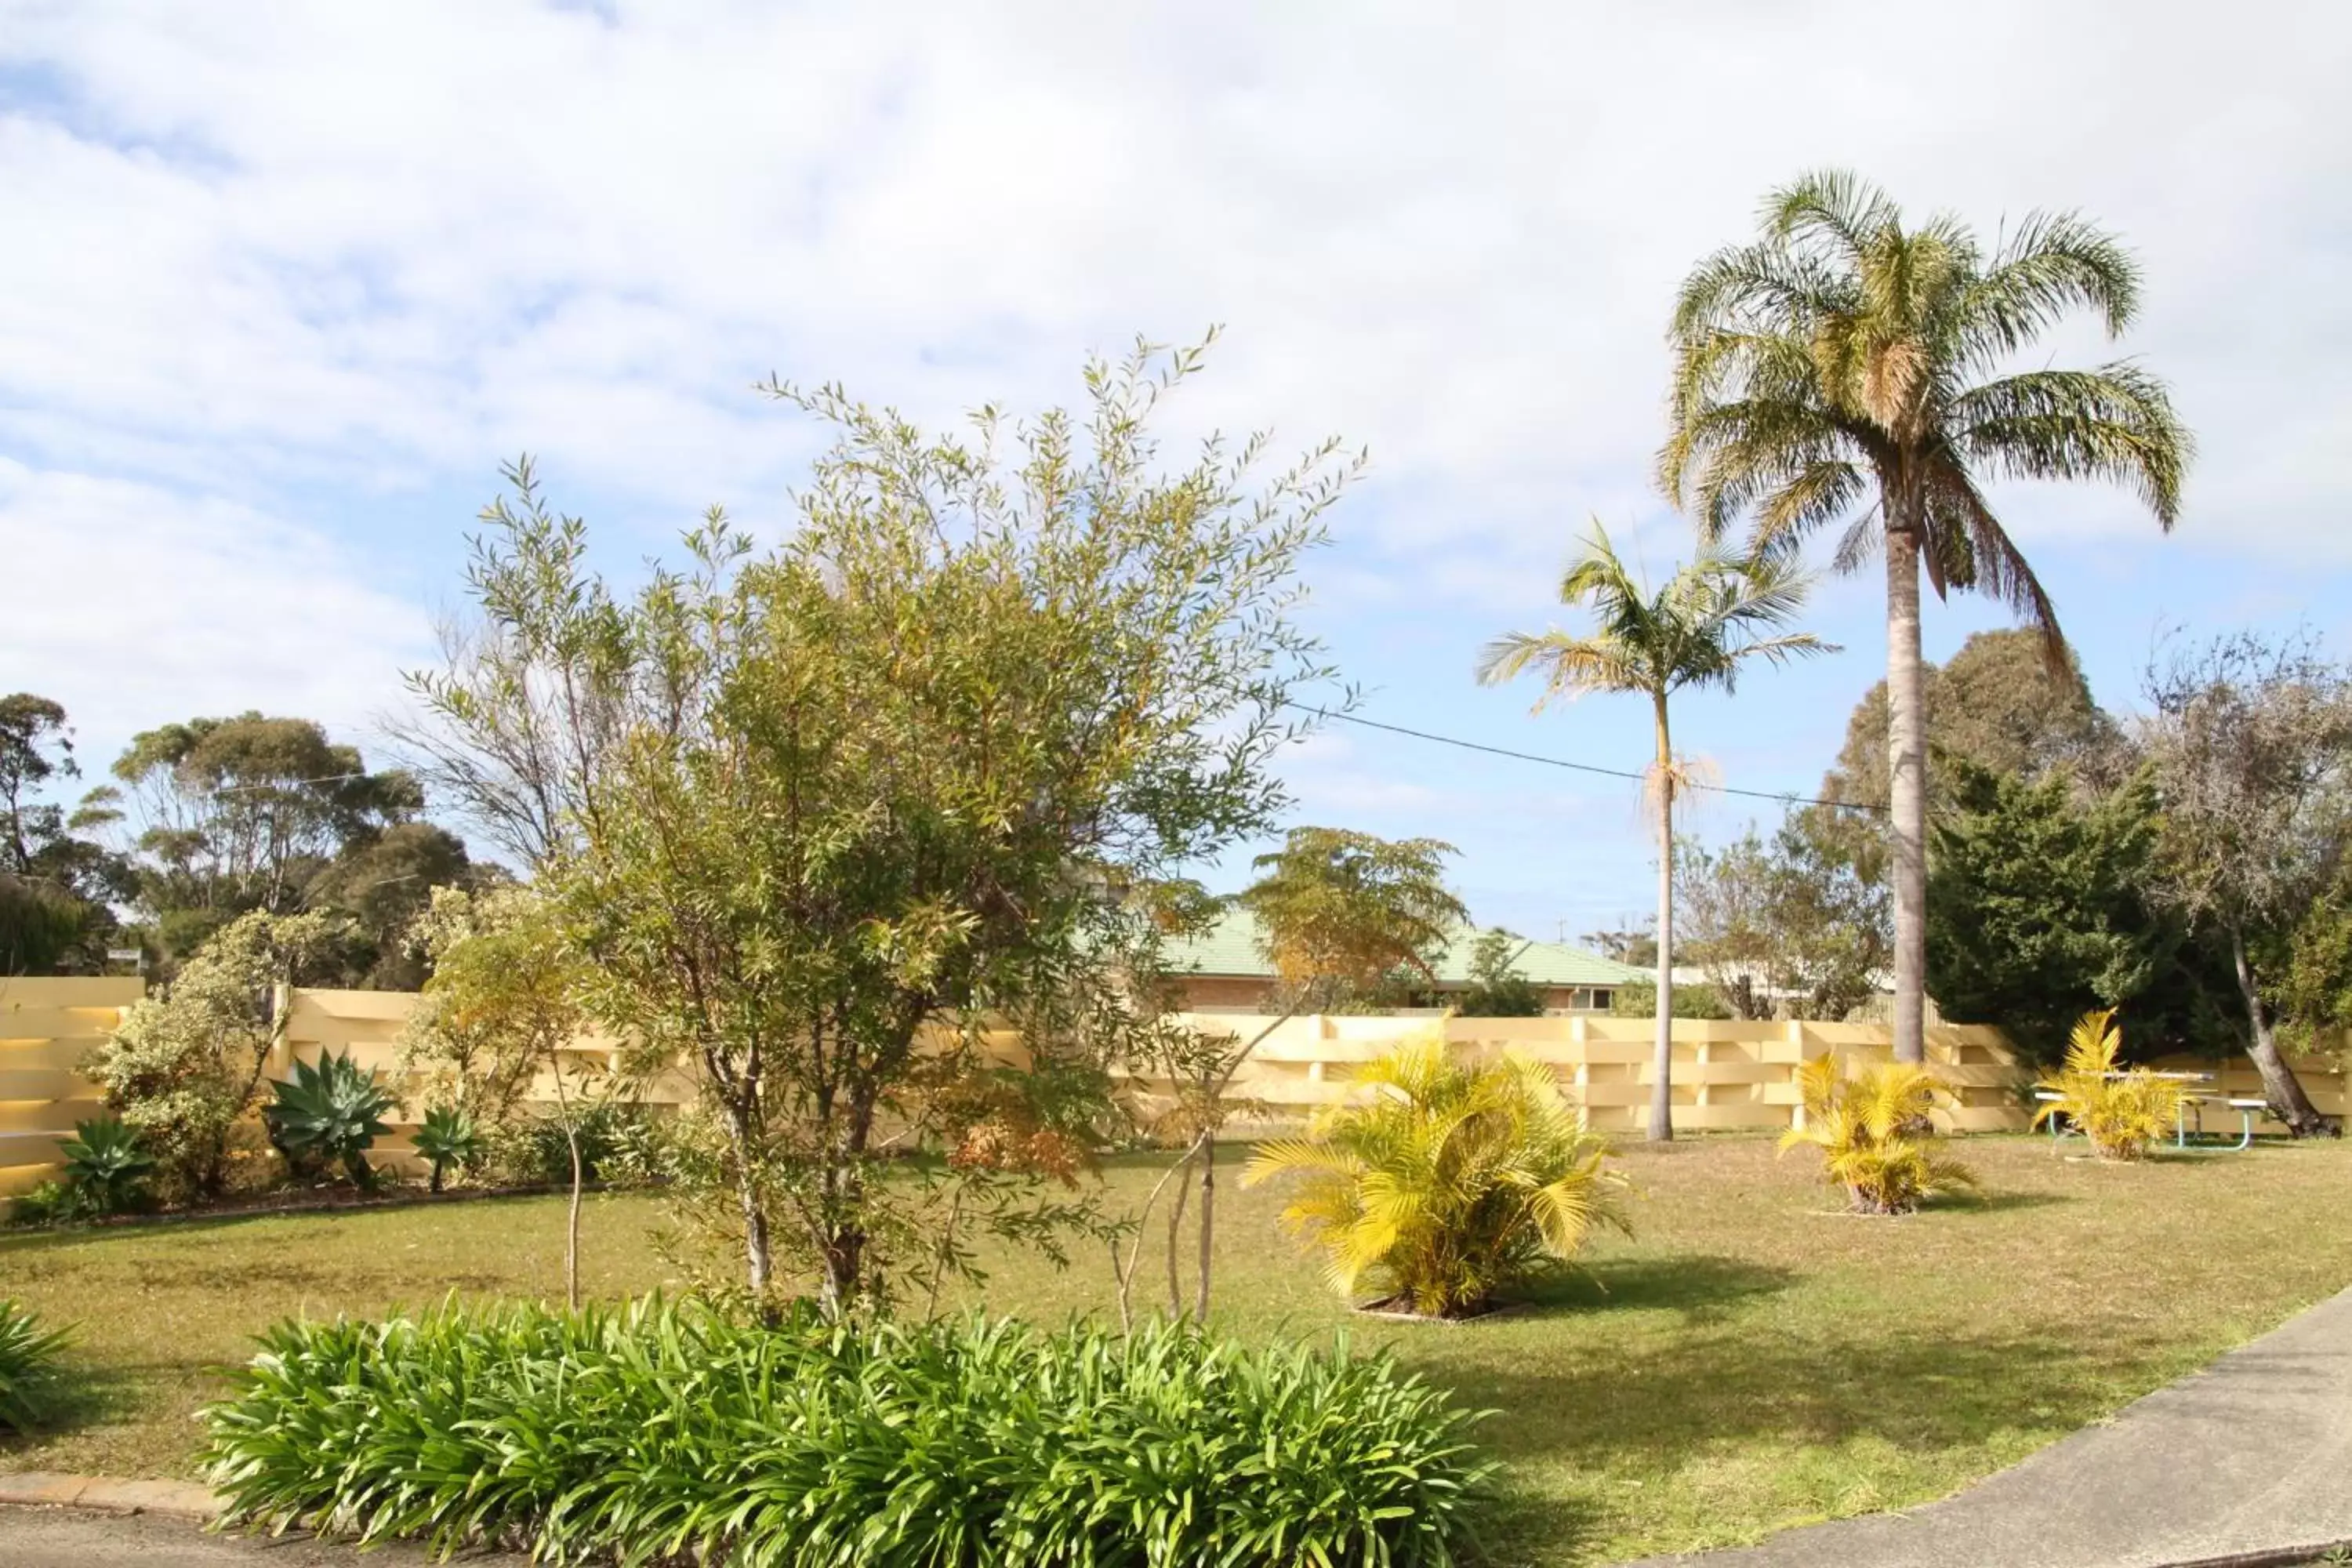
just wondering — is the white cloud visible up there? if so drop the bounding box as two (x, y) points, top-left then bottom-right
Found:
(2, 0), (2347, 927)
(0, 458), (430, 765)
(5, 0), (2344, 552)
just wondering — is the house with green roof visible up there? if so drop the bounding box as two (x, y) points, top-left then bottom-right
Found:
(1161, 907), (1645, 1013)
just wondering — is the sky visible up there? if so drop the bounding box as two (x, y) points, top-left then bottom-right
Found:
(4, 1), (2348, 943)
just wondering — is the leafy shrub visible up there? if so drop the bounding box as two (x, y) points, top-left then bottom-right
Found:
(410, 1105), (481, 1193)
(0, 1300), (70, 1431)
(1453, 928), (1548, 1017)
(58, 1116), (154, 1216)
(485, 1101), (659, 1189)
(1780, 1055), (1976, 1214)
(201, 1301), (1488, 1566)
(2031, 1009), (2190, 1160)
(1243, 1036), (1628, 1318)
(1608, 980), (1735, 1019)
(265, 1051), (395, 1189)
(5, 1181), (77, 1228)
(88, 909), (343, 1201)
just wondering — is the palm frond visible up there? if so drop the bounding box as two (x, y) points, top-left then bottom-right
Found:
(1922, 463), (2067, 666)
(1951, 365), (2190, 528)
(1958, 209), (2142, 358)
(1762, 169), (1902, 267)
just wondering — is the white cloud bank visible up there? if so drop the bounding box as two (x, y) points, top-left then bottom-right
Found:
(1, 0), (2346, 918)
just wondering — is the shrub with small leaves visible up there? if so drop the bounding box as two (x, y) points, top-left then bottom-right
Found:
(5, 1181), (77, 1228)
(0, 1300), (70, 1431)
(201, 1300), (1490, 1566)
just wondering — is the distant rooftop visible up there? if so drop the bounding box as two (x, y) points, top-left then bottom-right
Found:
(1163, 907), (1645, 988)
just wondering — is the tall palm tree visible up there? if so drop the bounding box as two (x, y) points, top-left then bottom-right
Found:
(1659, 170), (2189, 1063)
(1477, 524), (1832, 1140)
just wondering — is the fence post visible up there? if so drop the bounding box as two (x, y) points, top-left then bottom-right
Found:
(1568, 1013), (1591, 1131)
(1787, 1019), (1808, 1132)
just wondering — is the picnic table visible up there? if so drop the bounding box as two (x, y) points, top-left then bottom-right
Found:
(2034, 1071), (2267, 1152)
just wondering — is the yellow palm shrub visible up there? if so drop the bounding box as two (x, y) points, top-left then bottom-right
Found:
(1242, 1036), (1629, 1319)
(1778, 1054), (1976, 1214)
(2031, 1009), (2189, 1160)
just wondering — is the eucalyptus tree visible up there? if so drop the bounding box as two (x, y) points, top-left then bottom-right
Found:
(2139, 631), (2352, 1136)
(1477, 524), (1831, 1139)
(1660, 170), (2190, 1062)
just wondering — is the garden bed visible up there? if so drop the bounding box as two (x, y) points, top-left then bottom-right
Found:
(7, 1135), (2352, 1565)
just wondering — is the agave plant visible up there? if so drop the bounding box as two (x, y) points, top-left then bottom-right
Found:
(265, 1051), (396, 1189)
(1243, 1036), (1630, 1319)
(2032, 1009), (2190, 1160)
(1780, 1054), (1976, 1214)
(0, 1300), (70, 1432)
(412, 1104), (481, 1194)
(56, 1116), (154, 1218)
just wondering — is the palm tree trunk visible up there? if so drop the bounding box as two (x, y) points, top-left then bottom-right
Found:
(1649, 691), (1675, 1142)
(1884, 522), (1929, 1064)
(2229, 926), (2332, 1137)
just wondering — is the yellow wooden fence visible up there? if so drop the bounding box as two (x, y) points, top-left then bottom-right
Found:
(3, 978), (2343, 1199)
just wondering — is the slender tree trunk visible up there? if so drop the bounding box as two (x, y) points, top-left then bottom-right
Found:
(1650, 692), (1675, 1142)
(547, 1055), (583, 1310)
(720, 1087), (772, 1298)
(1165, 1141), (1194, 1317)
(1884, 522), (1929, 1064)
(739, 1168), (772, 1297)
(1195, 1134), (1217, 1319)
(2229, 927), (2331, 1137)
(563, 1125), (583, 1312)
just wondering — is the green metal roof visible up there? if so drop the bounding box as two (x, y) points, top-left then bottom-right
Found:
(1163, 908), (1644, 988)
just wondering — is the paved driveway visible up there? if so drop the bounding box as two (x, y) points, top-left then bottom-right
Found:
(0, 1507), (519, 1566)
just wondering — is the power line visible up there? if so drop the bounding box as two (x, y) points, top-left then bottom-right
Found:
(1292, 706), (1886, 815)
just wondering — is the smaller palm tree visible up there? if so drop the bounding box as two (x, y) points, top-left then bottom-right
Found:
(1242, 1036), (1628, 1319)
(2032, 1009), (2189, 1160)
(1478, 524), (1834, 1139)
(1779, 1054), (1976, 1214)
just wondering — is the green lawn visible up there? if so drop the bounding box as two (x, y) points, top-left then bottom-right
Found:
(7, 1134), (2352, 1565)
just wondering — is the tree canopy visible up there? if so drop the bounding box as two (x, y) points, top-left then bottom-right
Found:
(1926, 761), (2226, 1065)
(2138, 631), (2352, 1133)
(0, 694), (134, 974)
(91, 711), (479, 980)
(412, 337), (1359, 1306)
(1238, 827), (1466, 1005)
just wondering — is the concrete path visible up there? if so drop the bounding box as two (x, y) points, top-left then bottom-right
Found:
(0, 1506), (521, 1566)
(1630, 1284), (2352, 1568)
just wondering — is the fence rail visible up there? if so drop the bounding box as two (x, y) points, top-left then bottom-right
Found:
(3, 978), (2344, 1197)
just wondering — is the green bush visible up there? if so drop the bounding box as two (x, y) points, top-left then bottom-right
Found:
(5, 1181), (78, 1228)
(484, 1101), (659, 1189)
(0, 1300), (70, 1431)
(1608, 980), (1735, 1020)
(201, 1300), (1489, 1566)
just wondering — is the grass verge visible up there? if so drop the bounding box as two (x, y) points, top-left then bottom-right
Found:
(5, 1134), (2350, 1564)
